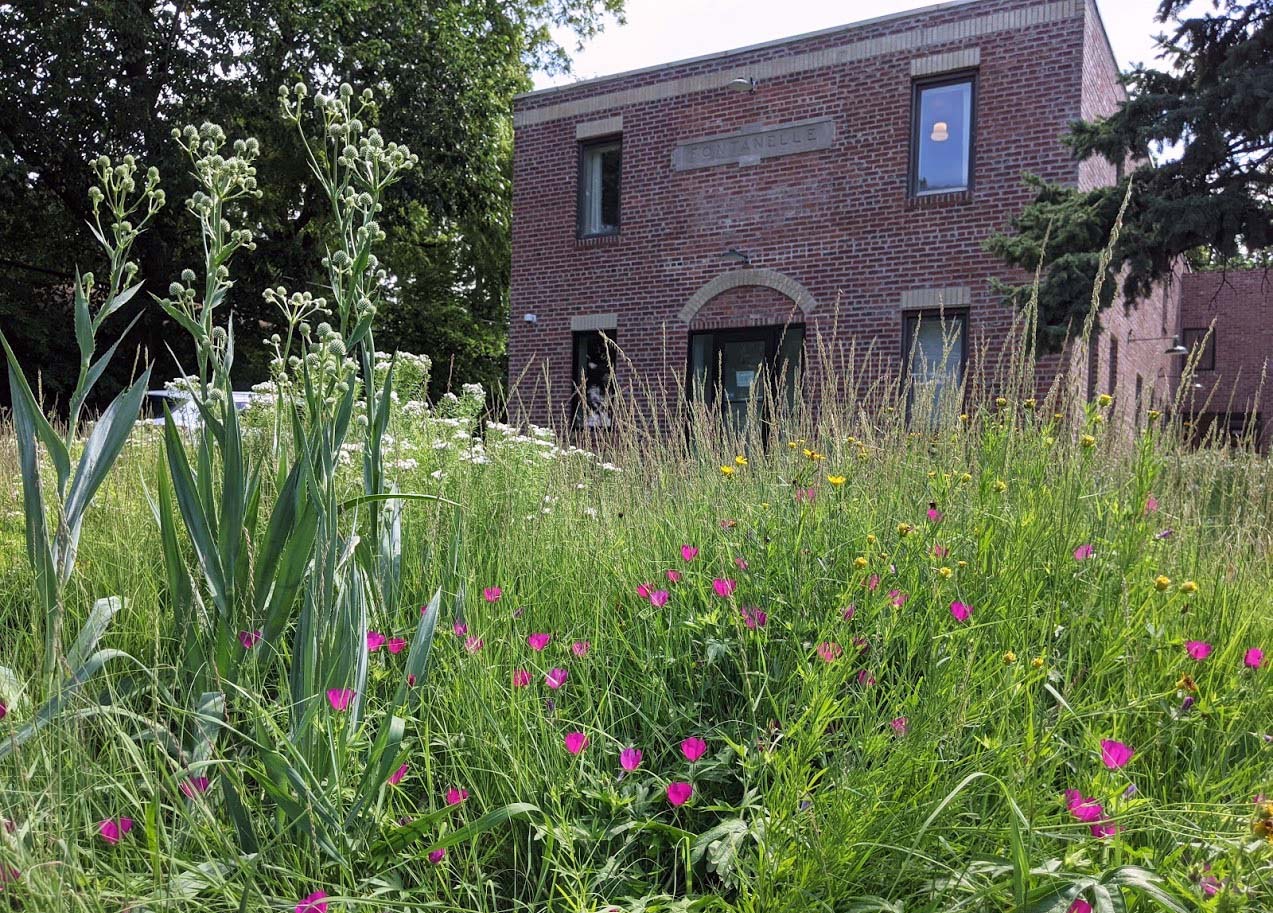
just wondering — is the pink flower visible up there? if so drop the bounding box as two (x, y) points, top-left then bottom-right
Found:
(795, 488), (816, 503)
(890, 717), (909, 735)
(620, 747), (643, 772)
(741, 607), (767, 630)
(0, 865), (17, 889)
(1069, 900), (1092, 913)
(97, 817), (133, 845)
(564, 731), (590, 755)
(326, 688), (355, 711)
(571, 641), (591, 658)
(407, 673), (417, 686)
(512, 668), (532, 687)
(712, 578), (737, 598)
(445, 787), (469, 805)
(841, 604), (857, 621)
(734, 556), (749, 570)
(483, 587), (502, 603)
(1090, 822), (1120, 839)
(1244, 647), (1264, 669)
(949, 601), (972, 623)
(296, 891), (328, 913)
(464, 636), (484, 654)
(681, 545), (698, 562)
(636, 583), (653, 598)
(387, 636), (407, 654)
(452, 622), (468, 637)
(852, 635), (870, 654)
(0, 700), (7, 721)
(389, 763), (409, 786)
(680, 736), (708, 762)
(528, 633), (552, 652)
(545, 667), (568, 689)
(180, 776), (210, 798)
(649, 589), (669, 607)
(665, 570), (683, 583)
(1064, 790), (1105, 823)
(889, 589), (908, 607)
(1073, 544), (1094, 562)
(927, 507), (943, 522)
(866, 574), (880, 591)
(427, 848), (446, 864)
(817, 642), (843, 663)
(367, 630), (387, 652)
(1145, 495), (1159, 514)
(857, 669), (876, 686)
(238, 630), (262, 649)
(666, 781), (693, 806)
(1100, 739), (1134, 769)
(1185, 640), (1212, 661)
(932, 544), (948, 559)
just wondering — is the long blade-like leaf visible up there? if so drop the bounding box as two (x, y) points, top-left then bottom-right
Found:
(2, 329), (70, 494)
(66, 596), (123, 671)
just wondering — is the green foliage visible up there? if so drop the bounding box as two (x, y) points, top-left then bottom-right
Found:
(987, 0), (1273, 345)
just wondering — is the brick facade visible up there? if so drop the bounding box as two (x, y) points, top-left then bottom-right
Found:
(508, 0), (1179, 429)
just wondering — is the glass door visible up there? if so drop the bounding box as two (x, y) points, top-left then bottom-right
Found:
(688, 325), (804, 430)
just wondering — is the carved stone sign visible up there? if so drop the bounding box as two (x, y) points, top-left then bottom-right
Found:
(672, 118), (836, 171)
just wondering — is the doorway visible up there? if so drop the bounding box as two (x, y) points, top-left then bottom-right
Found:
(688, 324), (804, 428)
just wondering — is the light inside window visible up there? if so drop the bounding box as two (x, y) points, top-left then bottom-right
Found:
(915, 80), (972, 193)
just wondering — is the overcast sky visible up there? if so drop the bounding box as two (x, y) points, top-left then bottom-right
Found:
(533, 0), (1180, 90)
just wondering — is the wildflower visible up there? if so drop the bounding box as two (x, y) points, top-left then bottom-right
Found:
(734, 556), (749, 570)
(734, 455), (747, 466)
(817, 642), (843, 663)
(1097, 393), (1112, 407)
(1185, 640), (1212, 661)
(650, 590), (670, 607)
(1069, 901), (1092, 913)
(326, 688), (355, 711)
(666, 781), (694, 806)
(483, 586), (502, 603)
(1179, 580), (1198, 594)
(949, 601), (973, 623)
(1064, 790), (1104, 823)
(445, 787), (469, 805)
(1003, 651), (1017, 665)
(564, 731), (589, 755)
(388, 764), (409, 786)
(296, 891), (329, 913)
(238, 630), (262, 649)
(932, 544), (947, 559)
(512, 668), (532, 687)
(867, 574), (881, 591)
(1090, 822), (1119, 839)
(890, 717), (909, 736)
(959, 413), (969, 423)
(545, 667), (569, 689)
(897, 522), (913, 537)
(842, 604), (857, 621)
(719, 465), (735, 477)
(828, 475), (846, 486)
(1031, 656), (1045, 669)
(387, 637), (406, 654)
(1145, 495), (1159, 513)
(1153, 575), (1171, 591)
(1023, 398), (1036, 409)
(666, 569), (683, 583)
(938, 566), (952, 579)
(464, 636), (484, 654)
(452, 622), (468, 637)
(741, 607), (768, 630)
(926, 506), (943, 523)
(1148, 409), (1162, 421)
(637, 583), (652, 598)
(681, 544), (698, 562)
(854, 556), (868, 569)
(996, 396), (1008, 408)
(857, 669), (876, 686)
(620, 747), (643, 772)
(367, 630), (387, 652)
(98, 817), (133, 845)
(407, 673), (417, 686)
(1176, 672), (1197, 692)
(803, 448), (825, 461)
(1245, 647), (1265, 669)
(568, 641), (590, 658)
(866, 534), (877, 544)
(1073, 544), (1094, 562)
(1100, 739), (1135, 769)
(888, 589), (908, 607)
(528, 633), (552, 651)
(180, 776), (211, 798)
(680, 736), (708, 762)
(713, 578), (737, 598)
(993, 479), (1008, 492)
(428, 848), (446, 864)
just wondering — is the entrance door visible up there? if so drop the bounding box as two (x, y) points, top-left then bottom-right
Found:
(689, 325), (804, 429)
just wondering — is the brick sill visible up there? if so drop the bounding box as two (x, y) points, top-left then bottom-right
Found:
(576, 233), (622, 249)
(906, 190), (973, 210)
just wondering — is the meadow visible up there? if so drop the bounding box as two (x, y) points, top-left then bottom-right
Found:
(0, 82), (1271, 913)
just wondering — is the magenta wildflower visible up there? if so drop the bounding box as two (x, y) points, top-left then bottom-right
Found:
(512, 668), (532, 687)
(665, 569), (683, 583)
(1073, 544), (1094, 562)
(388, 763), (408, 786)
(180, 776), (210, 798)
(295, 891), (329, 913)
(1090, 822), (1119, 839)
(712, 578), (737, 598)
(927, 507), (943, 522)
(545, 667), (569, 689)
(1064, 789), (1105, 823)
(949, 601), (972, 623)
(795, 488), (816, 503)
(890, 717), (909, 736)
(571, 641), (591, 658)
(452, 622), (468, 637)
(564, 731), (590, 755)
(842, 604), (857, 621)
(620, 747), (643, 772)
(817, 641), (843, 663)
(866, 574), (881, 591)
(932, 543), (948, 559)
(680, 736), (708, 762)
(387, 636), (407, 654)
(1069, 900), (1092, 913)
(326, 688), (355, 711)
(741, 607), (767, 630)
(367, 630), (386, 652)
(97, 817), (133, 845)
(857, 669), (876, 686)
(636, 583), (653, 598)
(1145, 495), (1159, 514)
(1185, 640), (1212, 661)
(483, 586), (502, 603)
(889, 589), (908, 607)
(1245, 647), (1264, 669)
(464, 636), (484, 654)
(238, 630), (262, 649)
(649, 589), (670, 607)
(445, 787), (468, 806)
(407, 673), (417, 686)
(428, 848), (446, 864)
(666, 781), (694, 806)
(527, 633), (552, 651)
(734, 556), (749, 570)
(0, 700), (7, 721)
(681, 545), (699, 562)
(1100, 739), (1134, 769)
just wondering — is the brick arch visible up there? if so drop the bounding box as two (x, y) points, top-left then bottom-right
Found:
(678, 268), (818, 323)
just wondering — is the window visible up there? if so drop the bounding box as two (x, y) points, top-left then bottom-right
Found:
(1182, 328), (1215, 371)
(1107, 337), (1119, 396)
(572, 330), (619, 429)
(688, 325), (804, 429)
(578, 138), (621, 237)
(1135, 374), (1144, 427)
(903, 311), (967, 419)
(912, 75), (974, 195)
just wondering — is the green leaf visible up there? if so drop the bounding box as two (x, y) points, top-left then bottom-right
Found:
(73, 272), (94, 363)
(1, 328), (70, 495)
(372, 803), (540, 861)
(164, 409), (230, 616)
(70, 311), (144, 429)
(66, 596), (123, 671)
(95, 279), (143, 329)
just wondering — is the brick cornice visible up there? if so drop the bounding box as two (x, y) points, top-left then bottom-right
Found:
(680, 268), (818, 323)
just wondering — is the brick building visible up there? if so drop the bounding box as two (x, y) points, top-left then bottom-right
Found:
(508, 0), (1188, 431)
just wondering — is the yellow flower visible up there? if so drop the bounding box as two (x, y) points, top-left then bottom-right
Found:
(787, 440), (799, 449)
(1023, 398), (1036, 410)
(827, 475), (846, 487)
(854, 556), (868, 569)
(995, 396), (1008, 408)
(1003, 651), (1017, 665)
(1148, 409), (1162, 421)
(1053, 412), (1064, 421)
(938, 566), (952, 579)
(719, 465), (735, 477)
(959, 413), (969, 423)
(957, 560), (967, 568)
(803, 449), (826, 462)
(1031, 656), (1045, 669)
(1081, 434), (1096, 448)
(866, 534), (877, 544)
(1176, 672), (1197, 693)
(1093, 413), (1105, 425)
(1154, 574), (1171, 591)
(1097, 393), (1113, 407)
(959, 472), (972, 483)
(1179, 580), (1198, 594)
(734, 454), (748, 466)
(993, 479), (1007, 493)
(897, 522), (913, 537)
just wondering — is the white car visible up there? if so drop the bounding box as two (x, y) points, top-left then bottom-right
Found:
(144, 389), (261, 429)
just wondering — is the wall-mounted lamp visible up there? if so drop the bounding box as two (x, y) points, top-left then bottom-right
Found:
(721, 248), (751, 266)
(523, 313), (538, 325)
(1128, 332), (1188, 356)
(727, 76), (757, 93)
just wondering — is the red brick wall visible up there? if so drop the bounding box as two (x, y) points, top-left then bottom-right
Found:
(508, 0), (1166, 428)
(1180, 269), (1272, 447)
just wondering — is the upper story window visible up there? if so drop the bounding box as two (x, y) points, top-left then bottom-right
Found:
(1182, 327), (1216, 371)
(911, 74), (974, 195)
(578, 137), (621, 237)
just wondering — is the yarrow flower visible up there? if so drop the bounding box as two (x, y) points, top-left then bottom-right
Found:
(1100, 739), (1134, 769)
(564, 731), (589, 755)
(680, 736), (708, 762)
(98, 817), (133, 845)
(666, 781), (693, 806)
(620, 747), (643, 772)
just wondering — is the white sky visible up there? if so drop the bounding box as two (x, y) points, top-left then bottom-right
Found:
(533, 0), (1179, 89)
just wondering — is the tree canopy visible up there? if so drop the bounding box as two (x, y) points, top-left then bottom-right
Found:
(0, 0), (622, 405)
(987, 0), (1273, 346)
